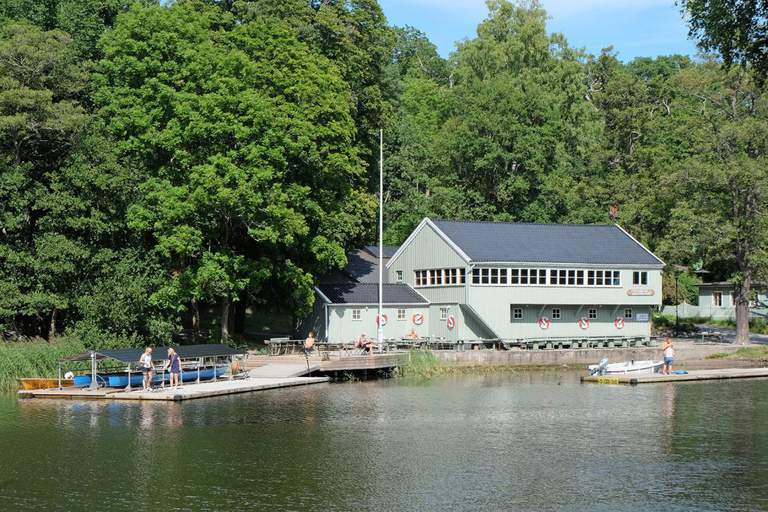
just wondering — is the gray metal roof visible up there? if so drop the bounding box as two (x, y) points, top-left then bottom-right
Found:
(317, 283), (427, 304)
(364, 245), (400, 258)
(63, 344), (242, 363)
(432, 219), (663, 265)
(344, 249), (383, 283)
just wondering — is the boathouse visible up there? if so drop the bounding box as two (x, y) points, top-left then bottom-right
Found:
(303, 218), (664, 343)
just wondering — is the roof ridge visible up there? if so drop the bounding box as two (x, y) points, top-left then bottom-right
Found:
(432, 218), (616, 227)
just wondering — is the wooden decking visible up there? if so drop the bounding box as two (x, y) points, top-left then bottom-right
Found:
(18, 375), (329, 401)
(581, 367), (768, 385)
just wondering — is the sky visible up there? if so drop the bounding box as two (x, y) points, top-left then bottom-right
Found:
(378, 0), (699, 62)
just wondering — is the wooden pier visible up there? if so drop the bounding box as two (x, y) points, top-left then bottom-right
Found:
(19, 375), (329, 401)
(581, 367), (768, 385)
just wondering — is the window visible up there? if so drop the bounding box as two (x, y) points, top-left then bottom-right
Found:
(396, 270), (403, 282)
(595, 270), (604, 286)
(490, 268), (499, 285)
(568, 270), (576, 286)
(440, 307), (449, 320)
(713, 291), (723, 307)
(549, 269), (558, 285)
(624, 308), (633, 319)
(612, 271), (621, 286)
(558, 269), (567, 285)
(397, 308), (406, 321)
(431, 269), (443, 286)
(520, 268), (529, 285)
(416, 268), (464, 287)
(576, 270), (584, 286)
(352, 309), (361, 321)
(588, 308), (597, 319)
(459, 268), (466, 284)
(552, 308), (561, 319)
(415, 270), (427, 287)
(511, 307), (523, 320)
(481, 268), (490, 284)
(499, 268), (508, 284)
(446, 268), (457, 285)
(632, 271), (648, 286)
(472, 268), (481, 284)
(587, 270), (595, 286)
(538, 269), (547, 284)
(510, 268), (520, 285)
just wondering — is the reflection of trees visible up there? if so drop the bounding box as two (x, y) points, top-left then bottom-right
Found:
(669, 381), (768, 508)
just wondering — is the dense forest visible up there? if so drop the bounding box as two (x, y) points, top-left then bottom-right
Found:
(1, 0), (766, 346)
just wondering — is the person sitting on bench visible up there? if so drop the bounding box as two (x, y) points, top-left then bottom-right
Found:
(355, 333), (374, 354)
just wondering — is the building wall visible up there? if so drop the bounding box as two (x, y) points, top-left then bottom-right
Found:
(386, 223), (468, 304)
(503, 304), (652, 339)
(696, 285), (768, 320)
(327, 304), (429, 342)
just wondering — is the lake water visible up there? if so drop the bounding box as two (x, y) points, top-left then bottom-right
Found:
(1, 371), (767, 511)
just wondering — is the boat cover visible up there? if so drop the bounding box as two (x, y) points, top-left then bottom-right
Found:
(62, 344), (242, 363)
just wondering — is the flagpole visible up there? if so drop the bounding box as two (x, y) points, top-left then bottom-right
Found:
(378, 128), (384, 353)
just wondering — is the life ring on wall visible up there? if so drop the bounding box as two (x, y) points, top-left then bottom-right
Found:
(376, 314), (388, 326)
(578, 317), (590, 330)
(538, 317), (551, 330)
(614, 317), (625, 329)
(446, 315), (456, 330)
(412, 312), (424, 325)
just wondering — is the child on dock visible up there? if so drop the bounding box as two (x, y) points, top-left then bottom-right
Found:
(166, 348), (181, 390)
(662, 338), (674, 375)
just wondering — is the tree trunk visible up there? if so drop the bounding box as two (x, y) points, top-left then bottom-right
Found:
(191, 298), (200, 341)
(48, 308), (57, 340)
(734, 279), (751, 345)
(220, 296), (231, 340)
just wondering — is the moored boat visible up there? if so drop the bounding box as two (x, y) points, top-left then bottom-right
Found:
(588, 358), (663, 376)
(106, 365), (228, 388)
(17, 378), (74, 390)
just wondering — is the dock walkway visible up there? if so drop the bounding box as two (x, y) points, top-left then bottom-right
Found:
(581, 367), (768, 385)
(19, 375), (329, 401)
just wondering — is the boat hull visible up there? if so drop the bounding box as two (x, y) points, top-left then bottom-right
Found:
(588, 360), (663, 375)
(107, 366), (227, 388)
(18, 378), (74, 390)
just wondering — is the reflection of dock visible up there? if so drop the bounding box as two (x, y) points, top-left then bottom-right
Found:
(19, 376), (329, 401)
(581, 367), (768, 385)
(247, 352), (408, 375)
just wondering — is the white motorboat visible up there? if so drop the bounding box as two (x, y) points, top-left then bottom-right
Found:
(588, 358), (663, 376)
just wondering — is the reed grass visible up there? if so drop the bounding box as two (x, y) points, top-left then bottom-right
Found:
(0, 338), (85, 390)
(396, 350), (525, 380)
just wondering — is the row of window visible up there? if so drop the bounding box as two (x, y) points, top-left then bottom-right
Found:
(511, 307), (634, 321)
(472, 268), (623, 287)
(412, 268), (651, 288)
(350, 308), (450, 321)
(414, 268), (466, 287)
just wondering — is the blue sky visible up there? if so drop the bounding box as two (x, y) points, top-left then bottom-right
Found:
(379, 0), (699, 61)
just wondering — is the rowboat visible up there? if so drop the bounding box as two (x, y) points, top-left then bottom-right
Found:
(17, 378), (74, 390)
(588, 358), (663, 376)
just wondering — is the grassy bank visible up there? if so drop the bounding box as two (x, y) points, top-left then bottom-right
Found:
(395, 350), (544, 379)
(707, 346), (768, 361)
(653, 313), (768, 335)
(0, 338), (86, 390)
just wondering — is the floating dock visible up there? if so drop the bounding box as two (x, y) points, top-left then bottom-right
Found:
(581, 367), (768, 385)
(18, 375), (329, 401)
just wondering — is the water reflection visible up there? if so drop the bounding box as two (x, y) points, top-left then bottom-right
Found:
(1, 375), (767, 511)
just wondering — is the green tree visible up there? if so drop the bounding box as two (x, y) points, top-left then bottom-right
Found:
(681, 0), (768, 76)
(96, 1), (373, 339)
(660, 66), (768, 344)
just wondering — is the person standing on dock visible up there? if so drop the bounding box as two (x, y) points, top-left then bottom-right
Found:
(662, 338), (674, 375)
(167, 348), (181, 390)
(139, 347), (153, 392)
(304, 331), (316, 371)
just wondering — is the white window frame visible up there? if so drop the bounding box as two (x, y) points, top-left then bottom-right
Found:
(511, 307), (523, 321)
(440, 307), (449, 320)
(397, 308), (406, 321)
(396, 270), (403, 283)
(552, 308), (561, 319)
(588, 308), (597, 319)
(713, 291), (723, 307)
(352, 309), (361, 321)
(633, 271), (648, 286)
(624, 308), (633, 319)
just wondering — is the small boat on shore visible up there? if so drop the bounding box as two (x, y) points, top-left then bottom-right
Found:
(18, 378), (74, 390)
(588, 358), (663, 376)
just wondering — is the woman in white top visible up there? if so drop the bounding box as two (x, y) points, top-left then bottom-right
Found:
(139, 347), (153, 391)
